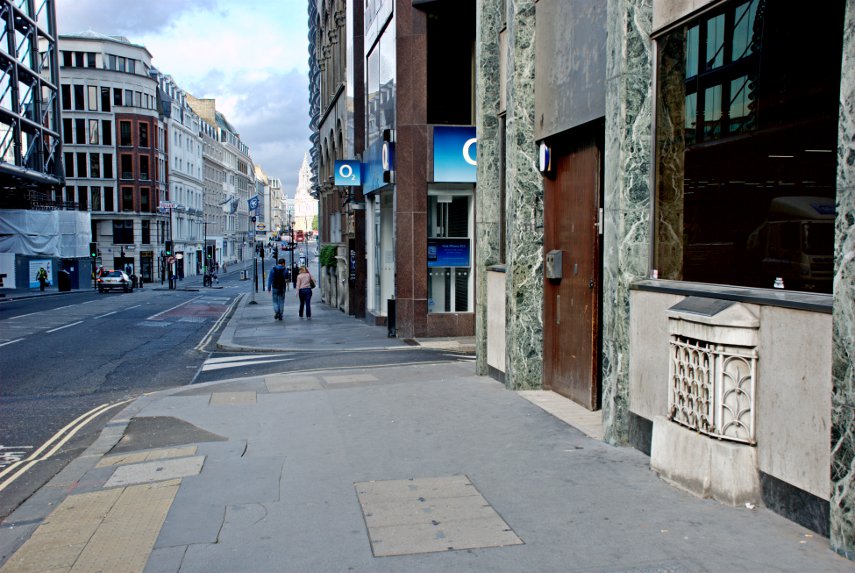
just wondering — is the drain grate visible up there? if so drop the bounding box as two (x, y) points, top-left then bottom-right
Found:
(355, 475), (523, 557)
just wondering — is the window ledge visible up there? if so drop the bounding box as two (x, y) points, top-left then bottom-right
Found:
(631, 279), (832, 314)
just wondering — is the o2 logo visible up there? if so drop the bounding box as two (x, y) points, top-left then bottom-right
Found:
(334, 160), (362, 186)
(434, 126), (477, 183)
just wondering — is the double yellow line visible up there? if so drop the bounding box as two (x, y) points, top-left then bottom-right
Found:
(0, 399), (132, 494)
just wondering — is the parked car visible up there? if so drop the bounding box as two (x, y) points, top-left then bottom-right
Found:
(98, 270), (134, 293)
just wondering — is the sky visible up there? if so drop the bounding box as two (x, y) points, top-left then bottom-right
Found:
(55, 0), (311, 196)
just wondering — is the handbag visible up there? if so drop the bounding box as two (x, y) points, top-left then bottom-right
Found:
(309, 277), (316, 289)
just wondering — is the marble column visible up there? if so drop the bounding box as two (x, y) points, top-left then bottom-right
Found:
(831, 0), (855, 559)
(475, 0), (503, 376)
(503, 0), (544, 390)
(602, 0), (653, 444)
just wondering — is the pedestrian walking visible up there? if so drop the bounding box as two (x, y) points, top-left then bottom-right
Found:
(296, 266), (315, 319)
(36, 266), (48, 291)
(267, 258), (290, 321)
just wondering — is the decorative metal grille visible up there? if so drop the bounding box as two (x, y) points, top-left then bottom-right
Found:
(668, 335), (757, 444)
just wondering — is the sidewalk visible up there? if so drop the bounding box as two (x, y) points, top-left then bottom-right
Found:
(0, 294), (853, 572)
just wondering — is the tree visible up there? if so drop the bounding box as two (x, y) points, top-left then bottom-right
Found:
(312, 215), (318, 231)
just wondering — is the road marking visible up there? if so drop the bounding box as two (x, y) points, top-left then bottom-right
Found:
(46, 320), (83, 333)
(7, 311), (39, 320)
(54, 305), (73, 310)
(147, 296), (202, 320)
(0, 446), (33, 471)
(81, 300), (97, 304)
(125, 304), (141, 310)
(0, 399), (132, 494)
(205, 353), (284, 364)
(94, 311), (117, 319)
(0, 338), (24, 347)
(194, 293), (243, 351)
(201, 357), (295, 372)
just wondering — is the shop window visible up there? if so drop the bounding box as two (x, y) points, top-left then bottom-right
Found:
(113, 219), (133, 244)
(427, 193), (473, 313)
(653, 0), (843, 294)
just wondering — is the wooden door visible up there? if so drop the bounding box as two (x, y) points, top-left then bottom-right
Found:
(543, 129), (602, 410)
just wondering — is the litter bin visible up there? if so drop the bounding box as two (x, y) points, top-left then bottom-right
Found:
(57, 270), (71, 292)
(240, 270), (247, 280)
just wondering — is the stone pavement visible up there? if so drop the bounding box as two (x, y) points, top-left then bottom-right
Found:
(0, 291), (853, 572)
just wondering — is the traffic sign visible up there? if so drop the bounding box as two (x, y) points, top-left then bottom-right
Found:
(167, 256), (176, 264)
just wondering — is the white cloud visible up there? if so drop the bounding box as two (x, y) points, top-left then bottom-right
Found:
(55, 0), (312, 192)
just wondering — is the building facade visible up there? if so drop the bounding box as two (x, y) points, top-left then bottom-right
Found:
(476, 0), (854, 559)
(157, 73), (204, 278)
(0, 0), (70, 290)
(57, 32), (166, 283)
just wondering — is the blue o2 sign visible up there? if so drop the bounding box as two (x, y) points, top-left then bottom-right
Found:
(433, 126), (477, 183)
(334, 160), (362, 186)
(427, 238), (471, 268)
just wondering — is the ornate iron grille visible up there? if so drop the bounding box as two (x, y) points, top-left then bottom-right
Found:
(668, 335), (757, 444)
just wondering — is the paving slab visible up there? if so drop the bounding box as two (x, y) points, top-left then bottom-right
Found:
(103, 456), (205, 489)
(209, 392), (257, 406)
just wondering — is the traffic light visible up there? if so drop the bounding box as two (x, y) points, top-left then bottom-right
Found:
(164, 240), (173, 256)
(89, 242), (97, 258)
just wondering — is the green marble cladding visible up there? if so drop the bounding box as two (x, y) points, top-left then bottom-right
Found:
(504, 0), (544, 390)
(475, 0), (503, 376)
(831, 0), (855, 559)
(602, 0), (653, 445)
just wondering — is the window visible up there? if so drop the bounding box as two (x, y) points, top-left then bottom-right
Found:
(103, 187), (114, 211)
(113, 87), (121, 106)
(140, 155), (149, 180)
(124, 89), (132, 106)
(119, 121), (132, 146)
(112, 220), (133, 243)
(134, 92), (141, 107)
(107, 54), (116, 70)
(120, 154), (133, 179)
(117, 57), (126, 73)
(101, 120), (112, 145)
(73, 84), (84, 110)
(427, 192), (473, 313)
(62, 118), (72, 144)
(87, 85), (97, 110)
(653, 0), (843, 293)
(102, 154), (113, 178)
(139, 123), (148, 148)
(87, 52), (96, 68)
(62, 51), (72, 67)
(64, 152), (74, 177)
(78, 186), (88, 210)
(141, 220), (150, 244)
(140, 187), (150, 211)
(61, 84), (70, 109)
(101, 87), (111, 112)
(128, 60), (135, 74)
(75, 119), (85, 144)
(88, 120), (99, 145)
(91, 186), (101, 211)
(74, 52), (84, 67)
(89, 153), (100, 178)
(121, 187), (134, 212)
(76, 152), (87, 178)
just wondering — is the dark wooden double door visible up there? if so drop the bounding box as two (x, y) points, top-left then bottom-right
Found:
(543, 126), (603, 410)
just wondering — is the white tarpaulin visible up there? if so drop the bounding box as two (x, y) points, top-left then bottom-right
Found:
(0, 209), (90, 258)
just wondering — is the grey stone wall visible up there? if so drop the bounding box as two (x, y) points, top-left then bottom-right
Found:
(503, 0), (544, 390)
(602, 0), (653, 444)
(831, 0), (855, 559)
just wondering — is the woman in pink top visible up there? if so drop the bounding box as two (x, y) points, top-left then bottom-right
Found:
(295, 266), (314, 319)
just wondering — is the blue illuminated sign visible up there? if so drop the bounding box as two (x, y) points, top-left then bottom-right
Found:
(334, 160), (362, 186)
(433, 126), (477, 183)
(427, 238), (471, 268)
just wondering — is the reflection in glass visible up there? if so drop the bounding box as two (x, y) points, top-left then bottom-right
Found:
(706, 14), (724, 70)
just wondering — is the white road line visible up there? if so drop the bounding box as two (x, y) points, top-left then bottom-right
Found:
(54, 305), (73, 310)
(194, 294), (243, 351)
(204, 353), (284, 364)
(94, 311), (117, 319)
(202, 358), (295, 372)
(7, 312), (39, 321)
(0, 338), (24, 347)
(0, 399), (132, 493)
(147, 296), (202, 320)
(125, 304), (141, 310)
(81, 300), (97, 304)
(46, 320), (83, 333)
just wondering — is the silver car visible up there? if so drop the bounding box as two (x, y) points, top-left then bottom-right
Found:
(98, 270), (134, 293)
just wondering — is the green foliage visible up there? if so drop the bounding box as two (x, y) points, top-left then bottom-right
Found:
(319, 244), (337, 267)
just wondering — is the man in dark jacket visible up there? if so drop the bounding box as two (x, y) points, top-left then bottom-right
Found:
(267, 258), (290, 321)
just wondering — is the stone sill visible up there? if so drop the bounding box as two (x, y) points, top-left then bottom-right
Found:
(632, 279), (832, 315)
